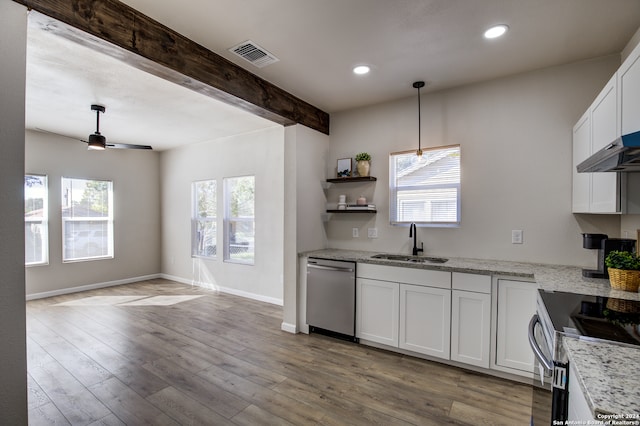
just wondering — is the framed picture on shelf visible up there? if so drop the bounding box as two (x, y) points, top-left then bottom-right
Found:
(337, 158), (352, 177)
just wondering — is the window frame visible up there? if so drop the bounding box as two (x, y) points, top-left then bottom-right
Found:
(191, 179), (217, 259)
(223, 175), (255, 265)
(389, 145), (461, 227)
(25, 174), (49, 266)
(61, 177), (114, 263)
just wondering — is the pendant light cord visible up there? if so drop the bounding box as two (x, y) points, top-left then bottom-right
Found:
(417, 86), (421, 154)
(413, 81), (425, 157)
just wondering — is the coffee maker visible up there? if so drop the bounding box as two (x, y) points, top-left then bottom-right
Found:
(582, 233), (637, 278)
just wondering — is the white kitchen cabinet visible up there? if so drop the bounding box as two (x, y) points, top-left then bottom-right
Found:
(572, 75), (620, 213)
(568, 363), (595, 422)
(357, 262), (450, 288)
(572, 111), (591, 213)
(451, 273), (491, 368)
(495, 279), (536, 373)
(591, 75), (619, 152)
(356, 277), (399, 346)
(356, 263), (451, 356)
(399, 283), (451, 359)
(590, 75), (620, 213)
(619, 40), (640, 135)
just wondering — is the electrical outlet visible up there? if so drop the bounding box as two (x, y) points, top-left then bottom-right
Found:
(352, 228), (359, 238)
(512, 229), (523, 244)
(368, 228), (378, 238)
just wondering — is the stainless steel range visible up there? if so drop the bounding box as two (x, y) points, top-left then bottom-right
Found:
(529, 290), (640, 424)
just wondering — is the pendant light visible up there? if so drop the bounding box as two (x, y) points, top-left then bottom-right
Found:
(413, 81), (425, 158)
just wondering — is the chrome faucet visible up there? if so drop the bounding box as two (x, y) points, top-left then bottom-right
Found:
(409, 223), (424, 256)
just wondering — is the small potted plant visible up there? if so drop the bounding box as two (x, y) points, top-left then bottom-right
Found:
(605, 250), (640, 292)
(355, 152), (371, 177)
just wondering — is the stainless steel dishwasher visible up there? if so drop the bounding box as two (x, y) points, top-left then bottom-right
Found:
(306, 257), (357, 341)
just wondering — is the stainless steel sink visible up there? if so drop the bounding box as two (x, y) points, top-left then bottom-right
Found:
(371, 254), (448, 264)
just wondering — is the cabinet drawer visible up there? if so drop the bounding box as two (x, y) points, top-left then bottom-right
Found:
(452, 272), (491, 293)
(358, 263), (451, 289)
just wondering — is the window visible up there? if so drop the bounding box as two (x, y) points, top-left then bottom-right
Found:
(192, 180), (217, 258)
(25, 174), (48, 266)
(389, 145), (460, 226)
(224, 176), (255, 264)
(62, 177), (113, 262)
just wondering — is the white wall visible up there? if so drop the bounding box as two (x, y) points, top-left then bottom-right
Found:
(295, 126), (331, 252)
(0, 2), (28, 422)
(282, 125), (330, 332)
(25, 130), (162, 297)
(327, 55), (622, 267)
(160, 126), (285, 303)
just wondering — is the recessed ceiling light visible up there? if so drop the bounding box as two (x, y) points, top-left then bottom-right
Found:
(484, 24), (509, 39)
(353, 65), (370, 75)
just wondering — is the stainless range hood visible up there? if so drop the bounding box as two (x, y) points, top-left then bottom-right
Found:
(577, 130), (640, 172)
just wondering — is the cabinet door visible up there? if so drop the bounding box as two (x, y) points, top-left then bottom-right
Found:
(572, 111), (591, 213)
(496, 280), (536, 373)
(356, 278), (399, 346)
(620, 41), (640, 135)
(451, 290), (491, 368)
(590, 75), (619, 213)
(399, 284), (451, 359)
(568, 363), (595, 422)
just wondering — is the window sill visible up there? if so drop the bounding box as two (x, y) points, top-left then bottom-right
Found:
(62, 255), (114, 264)
(223, 259), (254, 266)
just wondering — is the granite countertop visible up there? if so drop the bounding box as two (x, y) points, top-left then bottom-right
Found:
(564, 338), (640, 418)
(301, 248), (640, 301)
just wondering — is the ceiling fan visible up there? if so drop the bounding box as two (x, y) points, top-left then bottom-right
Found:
(84, 104), (152, 151)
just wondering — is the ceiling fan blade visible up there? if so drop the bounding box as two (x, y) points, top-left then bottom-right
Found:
(106, 143), (153, 150)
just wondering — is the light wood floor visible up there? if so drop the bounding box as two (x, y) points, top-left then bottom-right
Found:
(26, 279), (534, 425)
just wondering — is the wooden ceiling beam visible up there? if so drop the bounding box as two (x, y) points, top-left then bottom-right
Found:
(15, 0), (330, 135)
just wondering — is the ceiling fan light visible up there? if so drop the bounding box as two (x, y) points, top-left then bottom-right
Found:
(87, 133), (106, 150)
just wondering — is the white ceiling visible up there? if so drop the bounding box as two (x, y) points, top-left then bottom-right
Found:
(25, 0), (640, 151)
(25, 21), (278, 152)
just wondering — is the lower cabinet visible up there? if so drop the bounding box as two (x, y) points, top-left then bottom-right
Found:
(356, 263), (450, 356)
(495, 279), (537, 373)
(399, 284), (451, 359)
(451, 289), (491, 368)
(355, 263), (533, 377)
(356, 277), (399, 346)
(568, 363), (595, 422)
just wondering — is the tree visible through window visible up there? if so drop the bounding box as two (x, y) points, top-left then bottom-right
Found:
(389, 145), (460, 226)
(192, 180), (217, 258)
(25, 174), (48, 266)
(224, 176), (255, 264)
(62, 177), (113, 261)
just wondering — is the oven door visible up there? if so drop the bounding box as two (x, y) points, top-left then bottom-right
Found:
(528, 314), (553, 425)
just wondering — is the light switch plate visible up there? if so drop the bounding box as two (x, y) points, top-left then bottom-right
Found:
(352, 228), (359, 238)
(368, 228), (378, 238)
(512, 229), (523, 244)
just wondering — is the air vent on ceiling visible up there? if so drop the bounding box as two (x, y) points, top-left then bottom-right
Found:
(229, 40), (279, 68)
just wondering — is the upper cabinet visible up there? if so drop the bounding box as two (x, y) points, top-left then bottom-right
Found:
(619, 41), (640, 135)
(590, 75), (620, 213)
(572, 75), (620, 213)
(572, 111), (591, 213)
(571, 40), (640, 214)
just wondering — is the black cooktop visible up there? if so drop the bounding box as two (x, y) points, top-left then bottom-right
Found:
(539, 290), (640, 346)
